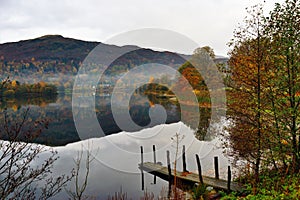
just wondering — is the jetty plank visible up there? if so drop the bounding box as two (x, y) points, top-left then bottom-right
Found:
(139, 162), (244, 193)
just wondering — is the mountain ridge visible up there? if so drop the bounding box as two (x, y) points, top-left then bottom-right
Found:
(0, 35), (227, 79)
(0, 35), (187, 62)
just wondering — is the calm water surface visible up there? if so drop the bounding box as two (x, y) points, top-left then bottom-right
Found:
(0, 91), (229, 199)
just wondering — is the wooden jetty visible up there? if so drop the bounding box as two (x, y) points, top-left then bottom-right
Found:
(139, 162), (244, 193)
(139, 145), (245, 193)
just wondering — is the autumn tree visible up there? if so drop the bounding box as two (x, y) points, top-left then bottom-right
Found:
(228, 0), (300, 182)
(227, 4), (270, 184)
(176, 47), (219, 140)
(264, 0), (300, 173)
(177, 46), (216, 91)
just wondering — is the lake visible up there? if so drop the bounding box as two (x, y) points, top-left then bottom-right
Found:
(0, 91), (229, 199)
(0, 90), (212, 146)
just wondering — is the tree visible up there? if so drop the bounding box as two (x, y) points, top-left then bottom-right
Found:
(227, 4), (270, 185)
(227, 0), (300, 182)
(66, 143), (96, 200)
(265, 0), (300, 173)
(170, 132), (185, 199)
(0, 108), (74, 199)
(0, 77), (10, 98)
(177, 47), (215, 92)
(194, 46), (216, 59)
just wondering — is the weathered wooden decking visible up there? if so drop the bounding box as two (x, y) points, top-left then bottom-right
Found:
(139, 162), (245, 193)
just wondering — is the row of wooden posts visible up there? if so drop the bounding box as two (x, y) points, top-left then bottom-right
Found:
(140, 145), (232, 191)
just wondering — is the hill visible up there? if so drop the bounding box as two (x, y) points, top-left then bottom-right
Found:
(0, 35), (99, 63)
(0, 35), (228, 91)
(0, 35), (188, 72)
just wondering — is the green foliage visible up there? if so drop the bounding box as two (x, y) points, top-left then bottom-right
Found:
(219, 192), (238, 200)
(0, 80), (57, 98)
(220, 174), (300, 199)
(191, 184), (207, 200)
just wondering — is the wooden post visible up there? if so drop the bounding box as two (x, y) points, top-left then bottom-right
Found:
(141, 168), (144, 191)
(140, 146), (144, 166)
(227, 166), (231, 191)
(196, 154), (203, 184)
(153, 145), (157, 184)
(167, 150), (172, 180)
(214, 156), (219, 179)
(140, 146), (144, 191)
(167, 150), (172, 198)
(153, 145), (156, 164)
(153, 172), (157, 184)
(182, 145), (187, 172)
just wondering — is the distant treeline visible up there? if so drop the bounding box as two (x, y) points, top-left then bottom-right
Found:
(0, 80), (57, 98)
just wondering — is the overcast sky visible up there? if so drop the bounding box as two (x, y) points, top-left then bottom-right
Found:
(0, 0), (285, 56)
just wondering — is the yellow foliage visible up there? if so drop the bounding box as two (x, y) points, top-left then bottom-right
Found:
(11, 80), (17, 87)
(39, 81), (46, 88)
(281, 139), (288, 145)
(12, 104), (18, 112)
(149, 76), (155, 83)
(39, 102), (47, 108)
(193, 90), (201, 95)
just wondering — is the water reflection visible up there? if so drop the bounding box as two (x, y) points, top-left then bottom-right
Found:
(0, 91), (229, 198)
(0, 90), (212, 146)
(52, 122), (229, 199)
(0, 95), (57, 111)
